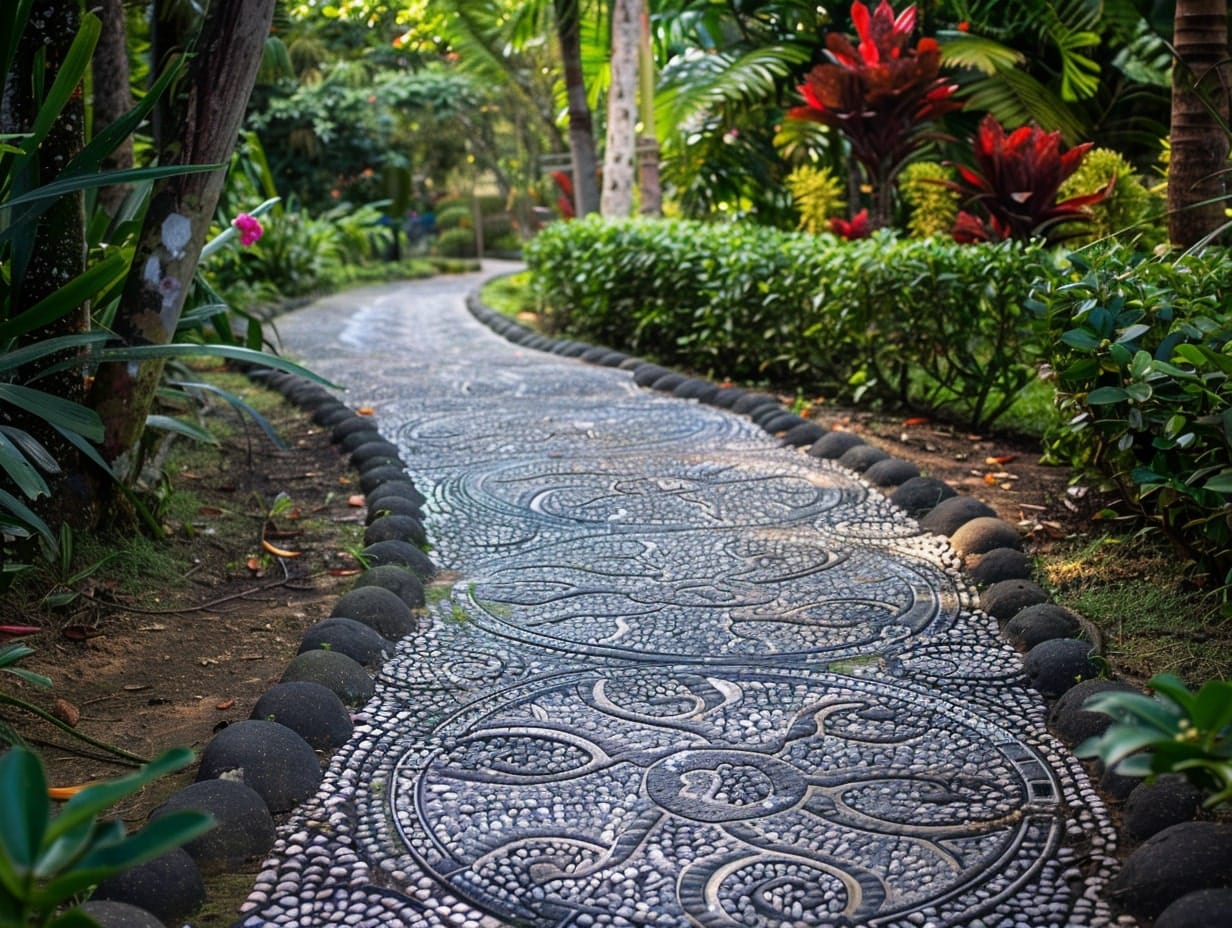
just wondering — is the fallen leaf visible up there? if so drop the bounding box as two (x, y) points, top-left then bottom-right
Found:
(903, 417), (930, 427)
(123, 683), (150, 692)
(261, 539), (301, 558)
(328, 568), (363, 577)
(246, 556), (262, 571)
(49, 783), (97, 801)
(0, 624), (40, 636)
(197, 505), (225, 516)
(985, 454), (1017, 466)
(52, 698), (80, 727)
(984, 473), (997, 485)
(357, 406), (375, 416)
(347, 494), (365, 507)
(62, 626), (104, 641)
(216, 698), (235, 711)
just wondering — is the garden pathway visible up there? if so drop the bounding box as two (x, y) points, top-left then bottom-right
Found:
(238, 263), (1117, 928)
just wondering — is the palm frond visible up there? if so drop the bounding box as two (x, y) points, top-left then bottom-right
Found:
(959, 67), (1087, 143)
(940, 33), (1025, 75)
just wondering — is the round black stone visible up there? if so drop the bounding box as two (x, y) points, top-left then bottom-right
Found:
(357, 454), (407, 476)
(281, 649), (374, 706)
(838, 443), (890, 473)
(149, 778), (276, 873)
(351, 564), (426, 609)
(762, 413), (806, 434)
(732, 392), (779, 415)
(980, 579), (1050, 622)
(780, 422), (826, 447)
(672, 379), (719, 401)
(365, 494), (424, 525)
(367, 480), (428, 509)
(299, 617), (391, 666)
(632, 364), (671, 386)
(1048, 678), (1138, 746)
(1124, 774), (1205, 842)
(1155, 889), (1232, 928)
(331, 586), (418, 639)
(311, 402), (351, 427)
(90, 849), (204, 924)
(651, 372), (688, 392)
(350, 439), (402, 468)
(360, 465), (413, 495)
(950, 516), (1023, 555)
(917, 496), (997, 535)
(863, 457), (921, 487)
(338, 428), (384, 453)
(1110, 823), (1232, 919)
(617, 356), (646, 371)
(580, 346), (612, 363)
(330, 416), (376, 444)
(197, 720), (322, 813)
(364, 514), (427, 548)
(965, 547), (1033, 585)
(361, 540), (435, 580)
(79, 901), (168, 928)
(250, 681), (355, 751)
(1004, 603), (1082, 650)
(889, 477), (957, 517)
(807, 431), (865, 459)
(751, 404), (788, 427)
(1023, 638), (1101, 699)
(709, 387), (747, 409)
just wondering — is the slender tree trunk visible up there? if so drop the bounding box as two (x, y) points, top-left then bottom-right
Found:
(2, 0), (93, 528)
(1168, 0), (1231, 247)
(554, 0), (600, 217)
(602, 0), (639, 216)
(89, 0), (276, 473)
(93, 0), (133, 217)
(637, 2), (661, 216)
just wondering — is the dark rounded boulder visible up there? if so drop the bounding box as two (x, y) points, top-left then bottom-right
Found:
(838, 443), (890, 473)
(1109, 822), (1232, 919)
(281, 649), (374, 706)
(311, 402), (352, 427)
(732, 392), (779, 415)
(361, 540), (435, 580)
(672, 379), (720, 402)
(79, 901), (167, 928)
(808, 431), (865, 460)
(197, 720), (321, 813)
(709, 387), (747, 409)
(631, 364), (671, 386)
(363, 514), (427, 548)
(780, 422), (826, 447)
(751, 404), (788, 426)
(762, 412), (806, 435)
(330, 416), (376, 444)
(149, 778), (276, 872)
(351, 564), (426, 608)
(367, 480), (428, 510)
(299, 617), (390, 667)
(360, 464), (411, 495)
(1155, 889), (1232, 928)
(1123, 774), (1205, 842)
(90, 849), (204, 924)
(338, 429), (384, 453)
(863, 457), (920, 487)
(251, 681), (354, 751)
(950, 516), (1022, 555)
(650, 372), (688, 392)
(966, 547), (1033, 585)
(917, 495), (997, 536)
(980, 579), (1051, 622)
(331, 586), (418, 639)
(1023, 638), (1101, 699)
(1048, 678), (1138, 746)
(889, 476), (956, 517)
(350, 439), (401, 468)
(1004, 602), (1082, 650)
(365, 494), (423, 524)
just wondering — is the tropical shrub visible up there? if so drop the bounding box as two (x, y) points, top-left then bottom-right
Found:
(1056, 147), (1164, 248)
(785, 165), (846, 234)
(434, 204), (473, 231)
(899, 162), (959, 238)
(1029, 244), (1232, 589)
(949, 114), (1108, 243)
(527, 216), (1059, 428)
(1079, 673), (1232, 807)
(435, 227), (478, 258)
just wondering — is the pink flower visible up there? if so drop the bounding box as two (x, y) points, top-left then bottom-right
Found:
(232, 213), (263, 246)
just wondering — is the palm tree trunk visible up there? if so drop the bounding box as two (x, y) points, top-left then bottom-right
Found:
(602, 0), (640, 216)
(554, 0), (600, 217)
(89, 0), (277, 472)
(1168, 0), (1231, 247)
(93, 0), (134, 218)
(637, 3), (661, 216)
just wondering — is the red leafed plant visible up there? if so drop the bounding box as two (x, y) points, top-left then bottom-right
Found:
(790, 0), (960, 229)
(950, 114), (1111, 243)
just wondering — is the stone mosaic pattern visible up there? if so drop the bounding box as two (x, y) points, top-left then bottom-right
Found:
(239, 270), (1118, 927)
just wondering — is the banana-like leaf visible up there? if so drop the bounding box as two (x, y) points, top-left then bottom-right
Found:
(14, 14), (100, 162)
(0, 252), (129, 342)
(0, 488), (53, 545)
(0, 1), (36, 107)
(0, 333), (110, 375)
(86, 343), (338, 387)
(0, 429), (49, 499)
(0, 426), (58, 474)
(143, 415), (218, 446)
(170, 380), (289, 449)
(0, 385), (104, 442)
(0, 746), (49, 881)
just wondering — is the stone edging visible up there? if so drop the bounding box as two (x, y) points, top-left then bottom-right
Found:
(463, 288), (1232, 927)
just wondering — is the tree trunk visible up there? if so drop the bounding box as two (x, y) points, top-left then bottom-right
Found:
(2, 0), (93, 528)
(637, 3), (661, 216)
(554, 0), (600, 217)
(1168, 0), (1231, 247)
(602, 0), (639, 216)
(89, 0), (277, 473)
(93, 0), (134, 217)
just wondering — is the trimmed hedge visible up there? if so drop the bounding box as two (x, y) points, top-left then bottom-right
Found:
(526, 216), (1058, 429)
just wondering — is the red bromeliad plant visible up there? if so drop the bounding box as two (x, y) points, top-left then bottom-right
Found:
(790, 0), (960, 229)
(950, 114), (1111, 243)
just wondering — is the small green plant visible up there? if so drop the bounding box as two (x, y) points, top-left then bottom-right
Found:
(784, 165), (846, 235)
(898, 162), (959, 238)
(1078, 673), (1232, 807)
(0, 745), (213, 926)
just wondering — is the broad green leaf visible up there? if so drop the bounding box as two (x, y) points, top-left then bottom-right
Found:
(1147, 673), (1198, 715)
(34, 815), (96, 880)
(0, 426), (58, 473)
(1086, 386), (1127, 404)
(90, 344), (337, 387)
(0, 487), (54, 546)
(0, 429), (50, 499)
(1202, 472), (1232, 495)
(0, 385), (103, 442)
(1061, 329), (1100, 349)
(0, 334), (111, 374)
(21, 14), (100, 156)
(169, 381), (288, 449)
(0, 252), (129, 343)
(143, 415), (218, 445)
(0, 747), (50, 877)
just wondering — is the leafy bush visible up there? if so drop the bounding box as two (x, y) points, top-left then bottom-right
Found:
(1079, 673), (1232, 807)
(526, 216), (1059, 428)
(785, 165), (846, 234)
(899, 162), (959, 238)
(434, 227), (478, 258)
(1029, 244), (1232, 585)
(434, 204), (473, 231)
(1056, 148), (1165, 248)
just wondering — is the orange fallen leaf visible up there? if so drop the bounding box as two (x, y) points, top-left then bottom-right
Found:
(985, 454), (1017, 466)
(49, 783), (98, 801)
(984, 473), (998, 485)
(246, 556), (263, 571)
(197, 506), (225, 516)
(261, 539), (301, 558)
(348, 494), (365, 507)
(357, 406), (375, 416)
(903, 417), (930, 427)
(328, 568), (363, 577)
(216, 698), (235, 711)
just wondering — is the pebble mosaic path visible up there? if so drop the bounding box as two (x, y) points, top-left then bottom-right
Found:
(239, 265), (1119, 928)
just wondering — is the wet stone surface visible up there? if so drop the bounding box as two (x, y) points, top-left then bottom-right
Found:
(239, 269), (1118, 927)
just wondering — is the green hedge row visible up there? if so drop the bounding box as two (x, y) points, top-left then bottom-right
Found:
(526, 216), (1056, 429)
